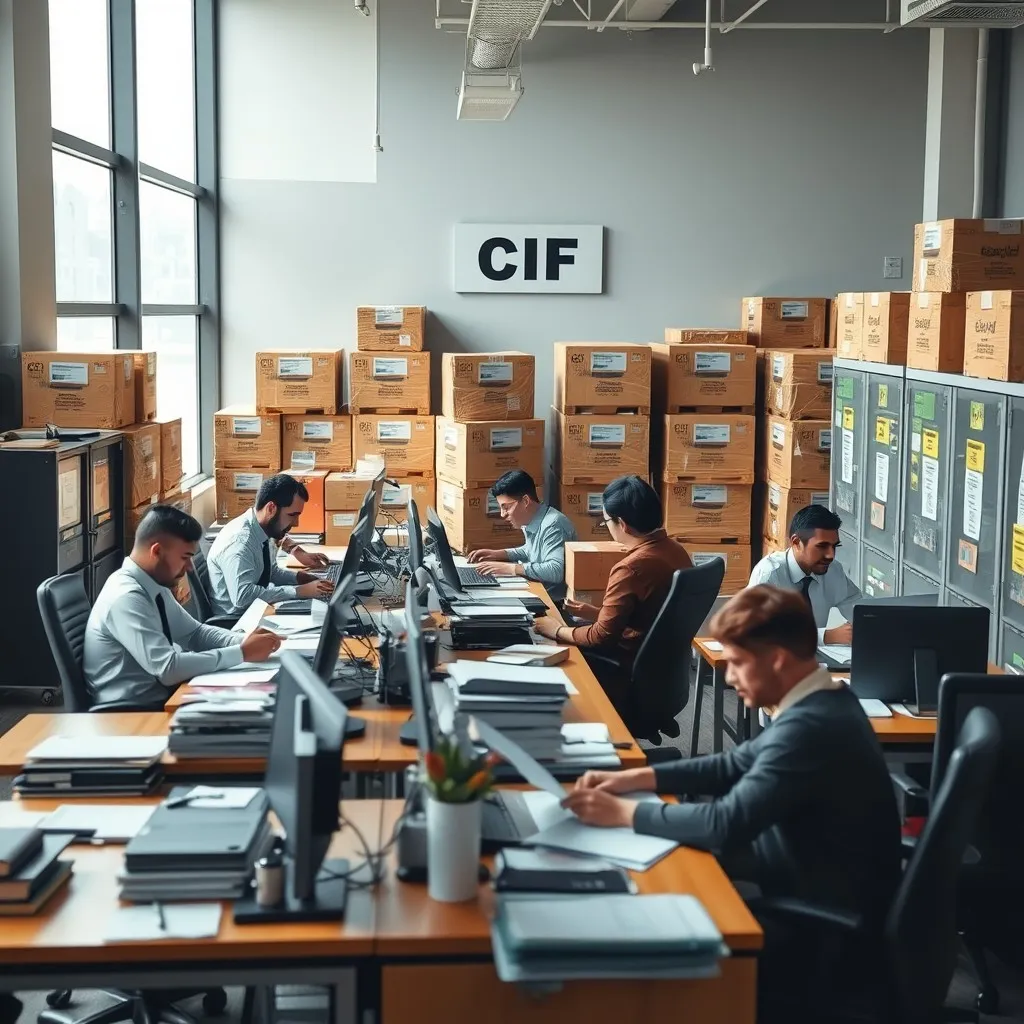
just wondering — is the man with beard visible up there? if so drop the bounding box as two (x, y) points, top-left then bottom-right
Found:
(207, 473), (334, 617)
(84, 505), (282, 709)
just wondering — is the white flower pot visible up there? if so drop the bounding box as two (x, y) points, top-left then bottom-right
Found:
(426, 796), (482, 903)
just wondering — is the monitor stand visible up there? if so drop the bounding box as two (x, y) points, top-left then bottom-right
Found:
(907, 647), (939, 717)
(234, 857), (349, 924)
(399, 715), (419, 746)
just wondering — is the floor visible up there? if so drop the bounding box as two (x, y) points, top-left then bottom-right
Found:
(3, 679), (1024, 1023)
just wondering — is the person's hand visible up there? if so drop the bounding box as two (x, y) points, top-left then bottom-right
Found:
(563, 599), (587, 618)
(824, 622), (852, 645)
(468, 548), (503, 564)
(534, 615), (561, 640)
(296, 579), (334, 599)
(241, 629), (282, 663)
(292, 547), (330, 569)
(477, 560), (518, 578)
(575, 766), (656, 794)
(561, 789), (637, 829)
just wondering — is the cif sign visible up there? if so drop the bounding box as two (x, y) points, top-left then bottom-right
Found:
(453, 224), (604, 294)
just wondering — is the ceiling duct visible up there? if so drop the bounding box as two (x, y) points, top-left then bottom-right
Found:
(901, 0), (1024, 26)
(622, 0), (675, 26)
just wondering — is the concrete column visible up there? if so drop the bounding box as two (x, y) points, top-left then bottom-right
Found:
(0, 0), (56, 427)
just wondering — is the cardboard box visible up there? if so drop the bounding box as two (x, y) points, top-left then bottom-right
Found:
(441, 352), (535, 422)
(664, 329), (747, 345)
(964, 290), (1024, 382)
(652, 343), (755, 412)
(761, 481), (831, 545)
(133, 352), (157, 421)
(126, 497), (159, 548)
(255, 350), (343, 414)
(22, 351), (135, 429)
(659, 414), (755, 484)
(352, 414), (434, 475)
(281, 414), (353, 472)
(325, 511), (359, 546)
(828, 297), (839, 351)
(907, 292), (968, 373)
(325, 471), (378, 511)
(159, 418), (183, 494)
(566, 586), (605, 605)
(356, 306), (426, 352)
(763, 416), (831, 489)
(765, 350), (835, 421)
(553, 343), (651, 412)
(686, 544), (751, 595)
(121, 422), (161, 509)
(553, 411), (650, 484)
(862, 292), (910, 365)
(565, 541), (628, 593)
(660, 482), (752, 542)
(214, 468), (266, 522)
(214, 406), (281, 470)
(436, 480), (523, 554)
(283, 468), (328, 536)
(435, 417), (544, 490)
(348, 351), (430, 414)
(377, 477), (435, 527)
(913, 218), (1024, 293)
(760, 533), (787, 558)
(743, 297), (827, 349)
(556, 483), (612, 542)
(159, 486), (192, 517)
(835, 293), (865, 360)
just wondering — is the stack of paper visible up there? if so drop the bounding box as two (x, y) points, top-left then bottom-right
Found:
(16, 736), (167, 797)
(447, 604), (534, 651)
(168, 699), (274, 758)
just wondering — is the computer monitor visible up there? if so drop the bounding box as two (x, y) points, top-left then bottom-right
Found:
(403, 581), (438, 753)
(407, 498), (424, 573)
(850, 604), (990, 706)
(356, 467), (387, 527)
(425, 505), (463, 592)
(240, 651), (348, 922)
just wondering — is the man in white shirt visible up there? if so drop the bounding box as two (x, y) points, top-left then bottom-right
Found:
(84, 505), (282, 709)
(747, 504), (861, 645)
(207, 474), (334, 617)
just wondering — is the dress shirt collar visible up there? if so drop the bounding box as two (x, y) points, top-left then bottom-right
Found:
(246, 507), (271, 541)
(121, 556), (165, 600)
(786, 548), (810, 586)
(775, 666), (842, 718)
(522, 503), (550, 536)
(631, 528), (668, 550)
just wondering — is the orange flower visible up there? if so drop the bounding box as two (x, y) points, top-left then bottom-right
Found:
(467, 769), (491, 792)
(424, 751), (446, 784)
(485, 751), (502, 768)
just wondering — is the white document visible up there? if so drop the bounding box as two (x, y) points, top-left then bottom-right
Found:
(858, 699), (893, 718)
(890, 703), (934, 720)
(232, 599), (271, 634)
(448, 661), (571, 692)
(281, 635), (322, 653)
(921, 456), (939, 521)
(874, 452), (889, 503)
(189, 669), (277, 688)
(963, 469), (983, 542)
(450, 603), (528, 618)
(817, 643), (852, 664)
(105, 903), (222, 943)
(561, 723), (611, 744)
(841, 428), (854, 485)
(261, 614), (320, 634)
(176, 785), (261, 809)
(42, 803), (156, 842)
(700, 640), (723, 652)
(492, 579), (532, 590)
(27, 736), (168, 763)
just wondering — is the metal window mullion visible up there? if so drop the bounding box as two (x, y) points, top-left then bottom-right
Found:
(139, 162), (204, 199)
(109, 0), (141, 351)
(51, 129), (120, 170)
(141, 304), (204, 317)
(56, 302), (123, 318)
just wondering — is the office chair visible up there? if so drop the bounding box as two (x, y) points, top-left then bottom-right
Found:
(186, 547), (238, 629)
(749, 706), (1001, 1024)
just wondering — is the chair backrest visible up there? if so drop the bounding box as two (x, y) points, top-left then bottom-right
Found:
(886, 706), (1000, 1023)
(187, 545), (214, 622)
(631, 558), (725, 731)
(36, 573), (94, 712)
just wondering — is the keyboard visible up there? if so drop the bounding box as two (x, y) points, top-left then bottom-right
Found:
(312, 562), (345, 601)
(458, 566), (500, 588)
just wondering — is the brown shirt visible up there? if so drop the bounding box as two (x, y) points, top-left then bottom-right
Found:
(569, 530), (692, 658)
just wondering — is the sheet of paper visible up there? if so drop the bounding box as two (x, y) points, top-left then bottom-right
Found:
(189, 669), (277, 688)
(700, 640), (723, 652)
(232, 599), (271, 634)
(42, 803), (156, 841)
(858, 699), (893, 718)
(27, 735), (168, 762)
(817, 644), (852, 663)
(176, 785), (261, 809)
(105, 903), (222, 942)
(281, 635), (322, 653)
(450, 604), (528, 618)
(472, 719), (566, 800)
(261, 614), (319, 634)
(561, 723), (611, 744)
(449, 661), (570, 689)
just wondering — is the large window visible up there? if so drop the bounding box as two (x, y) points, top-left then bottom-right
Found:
(49, 0), (217, 483)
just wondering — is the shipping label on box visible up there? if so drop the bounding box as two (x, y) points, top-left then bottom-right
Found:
(761, 482), (831, 542)
(356, 306), (426, 352)
(689, 544), (751, 595)
(376, 477), (434, 528)
(349, 351), (430, 413)
(652, 343), (755, 411)
(835, 293), (865, 360)
(133, 351), (158, 422)
(441, 352), (535, 421)
(565, 541), (628, 592)
(215, 468), (266, 521)
(766, 349), (835, 420)
(556, 483), (611, 542)
(862, 292), (910, 365)
(743, 297), (827, 349)
(122, 422), (162, 509)
(325, 511), (359, 546)
(214, 406), (282, 470)
(663, 328), (747, 345)
(913, 219), (1024, 293)
(553, 343), (651, 411)
(22, 351), (135, 429)
(437, 480), (521, 554)
(907, 292), (968, 373)
(763, 415), (831, 490)
(660, 414), (755, 483)
(963, 290), (1024, 383)
(661, 482), (752, 541)
(352, 414), (435, 475)
(554, 411), (650, 483)
(255, 350), (343, 414)
(282, 414), (353, 472)
(435, 416), (544, 489)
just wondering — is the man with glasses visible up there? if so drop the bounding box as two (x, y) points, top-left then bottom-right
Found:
(467, 469), (577, 602)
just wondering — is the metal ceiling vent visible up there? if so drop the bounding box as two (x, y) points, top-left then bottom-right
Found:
(901, 0), (1024, 26)
(457, 0), (552, 121)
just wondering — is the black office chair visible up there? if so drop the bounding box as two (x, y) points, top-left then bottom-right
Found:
(749, 706), (1001, 1024)
(186, 546), (238, 629)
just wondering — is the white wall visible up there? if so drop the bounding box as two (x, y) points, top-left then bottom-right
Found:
(218, 0), (929, 418)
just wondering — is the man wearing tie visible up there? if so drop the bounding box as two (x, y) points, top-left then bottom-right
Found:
(747, 504), (861, 645)
(207, 473), (334, 617)
(84, 505), (282, 709)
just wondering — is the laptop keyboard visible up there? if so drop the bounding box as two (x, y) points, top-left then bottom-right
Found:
(311, 562), (344, 601)
(458, 566), (500, 588)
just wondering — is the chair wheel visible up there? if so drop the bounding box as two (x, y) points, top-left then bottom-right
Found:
(977, 989), (999, 1014)
(46, 991), (72, 1009)
(202, 990), (228, 1016)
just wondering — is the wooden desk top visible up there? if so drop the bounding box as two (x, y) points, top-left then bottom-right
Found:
(372, 801), (762, 957)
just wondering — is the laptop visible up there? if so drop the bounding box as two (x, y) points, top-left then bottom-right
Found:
(425, 506), (500, 590)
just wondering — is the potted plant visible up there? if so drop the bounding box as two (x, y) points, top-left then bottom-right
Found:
(422, 734), (498, 902)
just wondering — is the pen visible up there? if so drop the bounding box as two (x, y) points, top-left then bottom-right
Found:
(165, 791), (224, 809)
(154, 901), (167, 932)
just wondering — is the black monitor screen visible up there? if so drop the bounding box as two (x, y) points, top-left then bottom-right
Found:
(407, 499), (424, 572)
(425, 505), (460, 591)
(403, 581), (437, 753)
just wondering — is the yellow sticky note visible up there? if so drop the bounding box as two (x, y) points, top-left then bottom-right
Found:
(875, 417), (890, 445)
(1014, 525), (1024, 576)
(842, 406), (854, 430)
(911, 471), (919, 491)
(966, 439), (985, 473)
(878, 384), (888, 409)
(922, 429), (939, 459)
(970, 401), (985, 431)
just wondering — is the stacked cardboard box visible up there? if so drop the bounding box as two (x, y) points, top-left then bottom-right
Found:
(351, 307), (429, 415)
(564, 541), (627, 606)
(214, 406), (281, 523)
(653, 331), (755, 593)
(22, 352), (136, 430)
(436, 352), (537, 553)
(552, 344), (650, 544)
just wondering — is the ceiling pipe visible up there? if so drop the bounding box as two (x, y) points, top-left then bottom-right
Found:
(972, 28), (989, 218)
(597, 0), (627, 31)
(694, 0), (713, 73)
(437, 17), (894, 29)
(721, 0), (769, 34)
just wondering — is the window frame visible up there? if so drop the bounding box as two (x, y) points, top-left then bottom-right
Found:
(51, 0), (219, 484)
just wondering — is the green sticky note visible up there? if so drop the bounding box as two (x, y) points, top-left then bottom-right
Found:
(1014, 652), (1024, 670)
(914, 391), (936, 421)
(912, 417), (923, 434)
(837, 377), (853, 400)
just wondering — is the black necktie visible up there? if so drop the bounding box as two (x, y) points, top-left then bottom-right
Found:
(799, 576), (814, 609)
(154, 593), (173, 644)
(259, 541), (272, 587)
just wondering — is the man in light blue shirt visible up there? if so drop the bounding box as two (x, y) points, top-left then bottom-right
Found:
(84, 505), (281, 709)
(467, 470), (578, 602)
(747, 503), (861, 645)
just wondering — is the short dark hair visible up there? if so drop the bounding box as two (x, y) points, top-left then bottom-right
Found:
(602, 475), (662, 534)
(789, 503), (842, 541)
(491, 469), (539, 502)
(710, 585), (818, 660)
(256, 473), (309, 512)
(135, 505), (203, 547)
